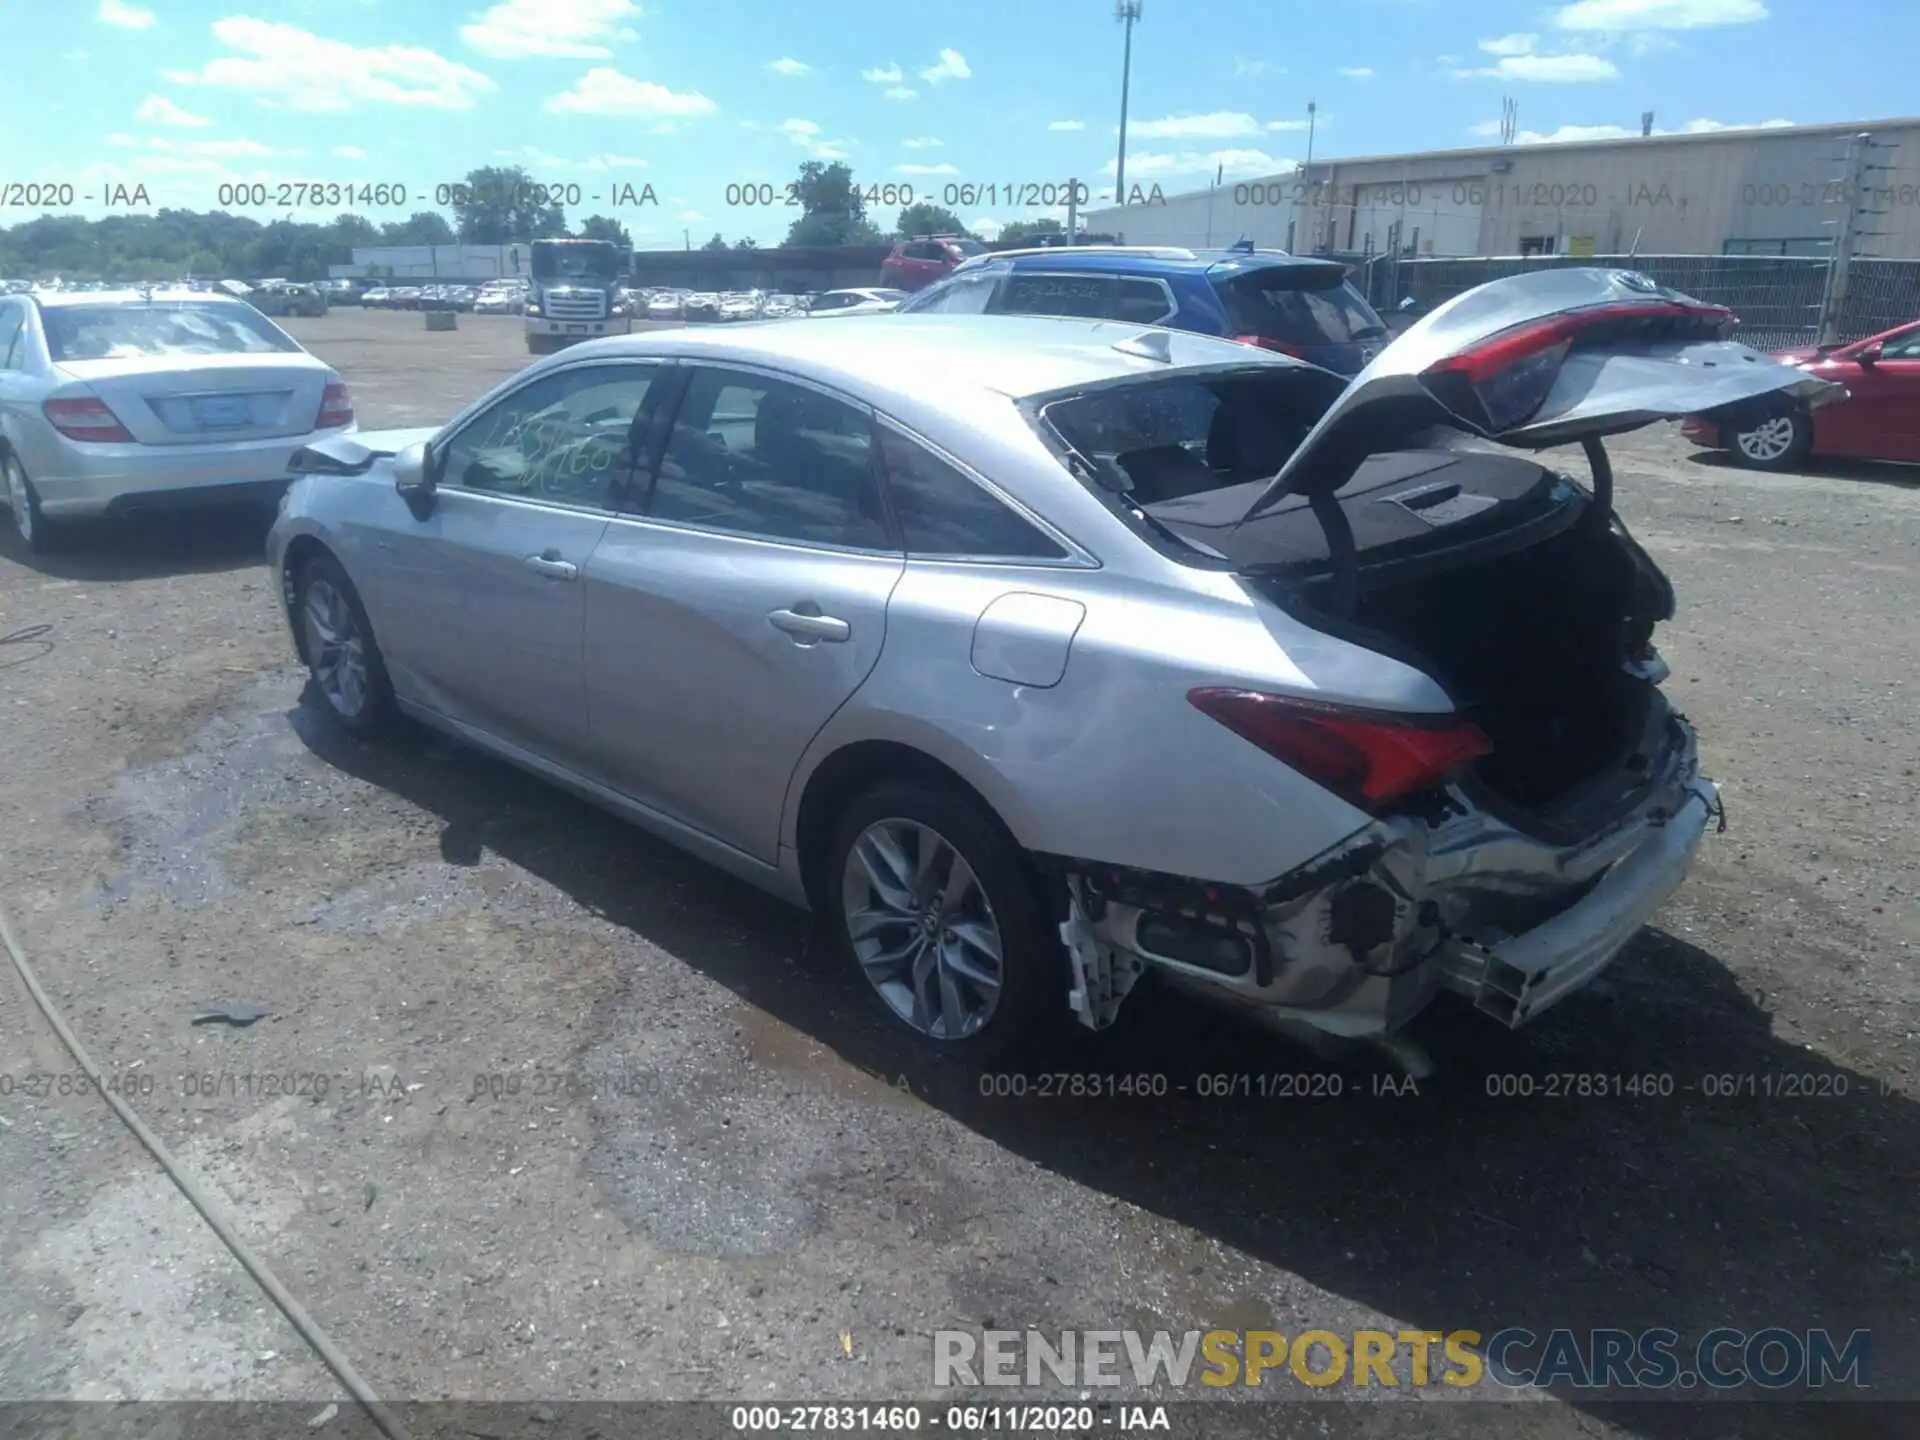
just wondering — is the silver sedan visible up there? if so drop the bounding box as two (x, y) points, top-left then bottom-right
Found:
(267, 274), (1832, 1061)
(0, 288), (353, 551)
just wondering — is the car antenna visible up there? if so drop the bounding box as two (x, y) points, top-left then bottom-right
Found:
(1112, 329), (1174, 363)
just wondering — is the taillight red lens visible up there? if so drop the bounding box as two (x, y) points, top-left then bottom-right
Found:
(1425, 300), (1734, 386)
(43, 396), (134, 443)
(1188, 687), (1493, 811)
(316, 380), (353, 429)
(1234, 334), (1309, 358)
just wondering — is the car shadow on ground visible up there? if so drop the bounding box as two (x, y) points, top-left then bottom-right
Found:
(1682, 447), (1920, 490)
(294, 700), (1916, 1440)
(0, 504), (275, 582)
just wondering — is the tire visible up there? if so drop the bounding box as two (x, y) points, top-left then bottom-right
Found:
(3, 451), (56, 554)
(295, 553), (398, 737)
(1729, 408), (1812, 471)
(826, 779), (1059, 1059)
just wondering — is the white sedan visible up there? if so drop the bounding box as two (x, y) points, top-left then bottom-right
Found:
(0, 288), (354, 551)
(806, 287), (908, 317)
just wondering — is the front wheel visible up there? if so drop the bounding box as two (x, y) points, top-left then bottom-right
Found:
(826, 780), (1058, 1058)
(297, 554), (398, 736)
(1729, 409), (1812, 471)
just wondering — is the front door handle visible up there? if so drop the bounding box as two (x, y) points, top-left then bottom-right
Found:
(768, 606), (851, 644)
(524, 551), (579, 581)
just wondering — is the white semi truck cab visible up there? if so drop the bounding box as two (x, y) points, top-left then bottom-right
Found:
(524, 238), (632, 354)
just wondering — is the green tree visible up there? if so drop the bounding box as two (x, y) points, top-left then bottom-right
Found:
(894, 202), (971, 240)
(782, 160), (884, 246)
(450, 166), (567, 244)
(998, 217), (1064, 244)
(579, 214), (632, 248)
(733, 236), (759, 249)
(380, 212), (456, 246)
(700, 233), (729, 251)
(330, 213), (380, 247)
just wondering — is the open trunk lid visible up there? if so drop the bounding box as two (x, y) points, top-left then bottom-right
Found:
(1238, 266), (1847, 525)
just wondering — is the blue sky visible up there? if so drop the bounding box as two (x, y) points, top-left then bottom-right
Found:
(2, 0), (1910, 246)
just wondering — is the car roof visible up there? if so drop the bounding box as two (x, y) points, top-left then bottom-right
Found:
(963, 247), (1350, 282)
(562, 313), (1288, 400)
(31, 288), (252, 308)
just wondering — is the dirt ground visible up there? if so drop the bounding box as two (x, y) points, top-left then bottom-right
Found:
(0, 308), (1914, 1438)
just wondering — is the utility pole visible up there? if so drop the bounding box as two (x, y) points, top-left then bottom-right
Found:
(1114, 0), (1142, 205)
(1066, 178), (1079, 244)
(1816, 131), (1893, 345)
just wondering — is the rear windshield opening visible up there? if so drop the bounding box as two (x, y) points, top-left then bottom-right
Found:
(1220, 271), (1388, 348)
(1039, 367), (1351, 508)
(43, 302), (300, 362)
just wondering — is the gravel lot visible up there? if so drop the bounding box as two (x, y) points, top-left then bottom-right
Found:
(0, 308), (1914, 1438)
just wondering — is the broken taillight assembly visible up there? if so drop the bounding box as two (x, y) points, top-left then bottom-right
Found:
(316, 379), (354, 429)
(43, 396), (135, 443)
(1188, 687), (1493, 812)
(1422, 298), (1735, 431)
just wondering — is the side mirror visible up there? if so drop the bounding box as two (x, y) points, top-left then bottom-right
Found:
(1397, 296), (1420, 313)
(393, 441), (437, 516)
(1855, 341), (1883, 365)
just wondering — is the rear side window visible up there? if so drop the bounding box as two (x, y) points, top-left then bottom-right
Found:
(877, 427), (1068, 560)
(1217, 272), (1385, 346)
(0, 304), (22, 369)
(899, 267), (1003, 314)
(41, 301), (300, 362)
(994, 273), (1173, 324)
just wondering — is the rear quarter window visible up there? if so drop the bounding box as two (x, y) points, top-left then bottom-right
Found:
(1218, 272), (1384, 346)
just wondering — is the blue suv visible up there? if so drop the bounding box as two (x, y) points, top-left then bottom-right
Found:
(895, 241), (1391, 375)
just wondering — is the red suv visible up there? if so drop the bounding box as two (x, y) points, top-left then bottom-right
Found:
(880, 234), (987, 292)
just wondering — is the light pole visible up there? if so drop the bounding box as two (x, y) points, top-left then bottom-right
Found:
(1114, 0), (1142, 204)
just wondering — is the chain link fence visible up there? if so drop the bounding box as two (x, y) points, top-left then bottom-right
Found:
(1352, 252), (1920, 351)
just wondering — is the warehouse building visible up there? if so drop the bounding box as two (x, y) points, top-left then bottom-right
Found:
(329, 243), (533, 281)
(1082, 117), (1920, 260)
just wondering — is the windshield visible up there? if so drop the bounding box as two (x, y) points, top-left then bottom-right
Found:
(531, 243), (621, 281)
(1038, 367), (1351, 506)
(1219, 271), (1387, 346)
(42, 301), (300, 361)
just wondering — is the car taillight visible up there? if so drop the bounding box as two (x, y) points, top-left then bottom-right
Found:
(1422, 299), (1734, 430)
(43, 396), (134, 443)
(1234, 334), (1309, 358)
(316, 380), (353, 429)
(1188, 688), (1493, 812)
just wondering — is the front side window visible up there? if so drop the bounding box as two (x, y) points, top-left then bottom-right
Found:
(878, 427), (1068, 560)
(993, 272), (1174, 324)
(648, 368), (892, 549)
(41, 301), (300, 362)
(1878, 325), (1920, 360)
(0, 305), (22, 370)
(436, 363), (658, 512)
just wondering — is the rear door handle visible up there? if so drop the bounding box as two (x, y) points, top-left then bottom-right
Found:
(768, 606), (851, 643)
(524, 552), (579, 581)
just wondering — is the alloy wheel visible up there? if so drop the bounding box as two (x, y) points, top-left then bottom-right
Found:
(5, 458), (33, 546)
(841, 818), (1005, 1041)
(303, 577), (370, 719)
(1736, 415), (1796, 463)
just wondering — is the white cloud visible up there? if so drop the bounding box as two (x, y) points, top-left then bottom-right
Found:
(1266, 119), (1313, 132)
(1455, 52), (1620, 81)
(1337, 66), (1375, 77)
(461, 0), (641, 60)
(862, 63), (903, 83)
(884, 86), (916, 100)
(1233, 57), (1276, 76)
(135, 94), (210, 127)
(901, 136), (943, 148)
(1105, 148), (1291, 179)
(494, 146), (650, 168)
(676, 209), (707, 221)
(777, 116), (852, 159)
(166, 18), (496, 110)
(970, 215), (1003, 240)
(1553, 0), (1767, 29)
(98, 0), (154, 30)
(1130, 111), (1268, 139)
(334, 145), (367, 159)
(896, 162), (960, 176)
(919, 48), (970, 83)
(1480, 33), (1539, 55)
(766, 57), (810, 76)
(1047, 119), (1086, 132)
(1470, 114), (1795, 144)
(545, 68), (714, 120)
(778, 117), (820, 141)
(111, 134), (282, 158)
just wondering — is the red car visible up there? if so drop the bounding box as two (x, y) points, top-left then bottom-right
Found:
(1681, 317), (1920, 469)
(879, 234), (987, 292)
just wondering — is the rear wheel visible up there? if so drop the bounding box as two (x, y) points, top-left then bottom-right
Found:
(297, 554), (397, 736)
(826, 780), (1057, 1059)
(3, 452), (55, 554)
(1729, 409), (1811, 471)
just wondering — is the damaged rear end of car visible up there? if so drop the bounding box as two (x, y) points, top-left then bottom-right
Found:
(1031, 268), (1843, 1044)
